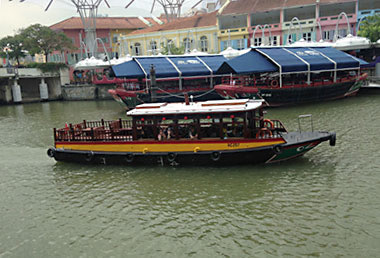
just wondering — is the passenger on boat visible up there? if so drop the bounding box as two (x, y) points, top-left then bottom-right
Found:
(158, 127), (166, 141)
(166, 127), (173, 140)
(189, 127), (198, 139)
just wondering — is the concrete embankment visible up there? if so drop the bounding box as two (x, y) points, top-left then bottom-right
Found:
(61, 84), (116, 101)
(0, 67), (116, 104)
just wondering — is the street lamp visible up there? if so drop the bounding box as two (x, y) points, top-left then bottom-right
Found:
(4, 43), (11, 68)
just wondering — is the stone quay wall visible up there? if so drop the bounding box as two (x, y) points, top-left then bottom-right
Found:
(61, 84), (116, 101)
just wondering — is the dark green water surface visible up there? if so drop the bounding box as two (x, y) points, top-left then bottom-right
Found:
(0, 95), (379, 257)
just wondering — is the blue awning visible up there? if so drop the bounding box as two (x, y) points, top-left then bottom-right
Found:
(112, 60), (145, 78)
(312, 47), (360, 69)
(197, 55), (228, 72)
(256, 48), (308, 73)
(285, 48), (335, 71)
(169, 56), (210, 77)
(112, 49), (366, 78)
(217, 50), (278, 74)
(112, 55), (227, 79)
(135, 57), (179, 78)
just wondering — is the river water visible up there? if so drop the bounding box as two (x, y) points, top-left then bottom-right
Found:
(0, 95), (379, 257)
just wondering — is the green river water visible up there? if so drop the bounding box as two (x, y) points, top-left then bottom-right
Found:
(0, 95), (379, 257)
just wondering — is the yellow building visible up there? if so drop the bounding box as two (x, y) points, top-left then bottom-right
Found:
(216, 0), (250, 50)
(125, 12), (219, 55)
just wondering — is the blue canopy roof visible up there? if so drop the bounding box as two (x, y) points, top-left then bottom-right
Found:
(218, 47), (365, 74)
(217, 50), (277, 74)
(112, 55), (227, 79)
(111, 60), (144, 79)
(197, 55), (228, 72)
(256, 48), (308, 73)
(285, 48), (336, 71)
(169, 56), (210, 77)
(314, 47), (360, 69)
(112, 49), (367, 78)
(135, 57), (178, 78)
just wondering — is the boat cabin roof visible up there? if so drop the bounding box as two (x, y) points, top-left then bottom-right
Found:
(127, 99), (264, 116)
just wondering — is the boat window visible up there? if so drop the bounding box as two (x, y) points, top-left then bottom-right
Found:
(157, 118), (175, 140)
(221, 116), (245, 138)
(200, 116), (218, 138)
(178, 118), (197, 139)
(136, 118), (155, 139)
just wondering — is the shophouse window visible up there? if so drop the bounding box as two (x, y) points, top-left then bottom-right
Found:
(134, 43), (141, 56)
(150, 41), (157, 55)
(254, 37), (262, 46)
(112, 36), (118, 43)
(287, 34), (293, 44)
(236, 39), (244, 50)
(323, 30), (335, 41)
(271, 36), (278, 46)
(183, 38), (192, 51)
(200, 36), (208, 52)
(302, 32), (312, 41)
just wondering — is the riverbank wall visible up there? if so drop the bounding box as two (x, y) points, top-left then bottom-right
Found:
(0, 67), (116, 105)
(61, 84), (116, 101)
(0, 67), (68, 104)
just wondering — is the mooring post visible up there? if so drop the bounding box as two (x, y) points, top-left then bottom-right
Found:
(11, 79), (22, 103)
(150, 64), (157, 102)
(39, 78), (49, 101)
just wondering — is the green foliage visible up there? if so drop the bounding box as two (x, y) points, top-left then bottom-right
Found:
(25, 62), (68, 73)
(358, 15), (380, 42)
(160, 44), (185, 55)
(0, 35), (27, 66)
(20, 24), (75, 61)
(0, 24), (75, 66)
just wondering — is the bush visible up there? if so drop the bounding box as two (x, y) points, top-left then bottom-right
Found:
(25, 62), (68, 73)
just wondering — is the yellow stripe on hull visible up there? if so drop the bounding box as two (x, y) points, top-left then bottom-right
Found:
(56, 139), (285, 153)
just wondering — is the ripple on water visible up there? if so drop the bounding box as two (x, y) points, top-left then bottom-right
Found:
(1, 98), (380, 257)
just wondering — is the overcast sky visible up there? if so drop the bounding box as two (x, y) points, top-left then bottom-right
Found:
(0, 0), (204, 38)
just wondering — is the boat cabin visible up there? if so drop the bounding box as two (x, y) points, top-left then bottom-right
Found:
(54, 99), (287, 143)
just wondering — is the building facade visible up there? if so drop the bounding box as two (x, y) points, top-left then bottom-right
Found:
(218, 0), (379, 49)
(125, 12), (219, 56)
(49, 17), (160, 64)
(48, 0), (379, 62)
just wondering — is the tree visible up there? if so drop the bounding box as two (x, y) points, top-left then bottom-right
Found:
(0, 35), (27, 66)
(160, 43), (185, 55)
(358, 15), (380, 42)
(20, 24), (75, 62)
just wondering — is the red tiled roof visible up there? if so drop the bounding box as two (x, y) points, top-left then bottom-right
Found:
(50, 17), (161, 30)
(221, 0), (356, 15)
(128, 11), (218, 35)
(221, 0), (282, 15)
(319, 0), (356, 4)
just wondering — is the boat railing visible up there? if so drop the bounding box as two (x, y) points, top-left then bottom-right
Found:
(221, 76), (255, 86)
(55, 119), (133, 142)
(221, 73), (361, 89)
(271, 119), (287, 131)
(122, 82), (143, 91)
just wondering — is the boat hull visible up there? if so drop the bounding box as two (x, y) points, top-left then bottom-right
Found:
(48, 132), (335, 166)
(215, 76), (366, 107)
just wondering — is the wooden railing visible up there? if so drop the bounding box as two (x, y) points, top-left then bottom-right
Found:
(55, 119), (133, 142)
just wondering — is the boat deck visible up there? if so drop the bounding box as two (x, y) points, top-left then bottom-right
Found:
(281, 131), (333, 145)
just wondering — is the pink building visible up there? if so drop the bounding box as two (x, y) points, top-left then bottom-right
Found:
(317, 0), (357, 42)
(218, 0), (363, 47)
(49, 17), (160, 65)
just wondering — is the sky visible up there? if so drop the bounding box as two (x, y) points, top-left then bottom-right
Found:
(0, 0), (205, 38)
